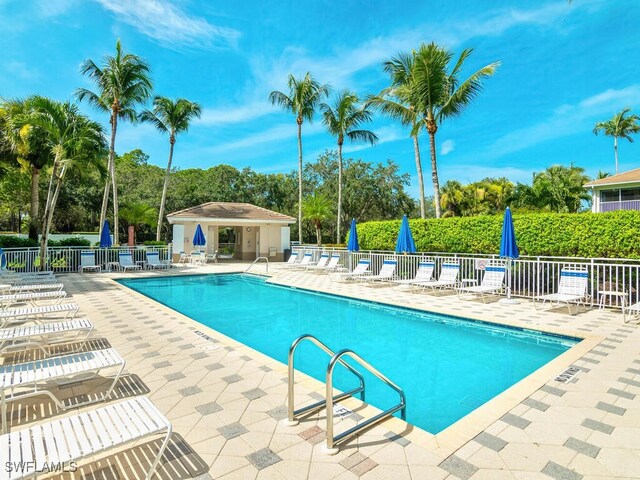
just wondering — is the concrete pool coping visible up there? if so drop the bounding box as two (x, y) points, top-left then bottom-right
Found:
(115, 268), (604, 459)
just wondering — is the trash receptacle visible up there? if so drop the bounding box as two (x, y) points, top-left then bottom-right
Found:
(284, 249), (292, 261)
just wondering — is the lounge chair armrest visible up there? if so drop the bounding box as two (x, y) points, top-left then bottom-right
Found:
(460, 278), (478, 286)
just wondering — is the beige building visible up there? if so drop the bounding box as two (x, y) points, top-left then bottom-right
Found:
(167, 202), (295, 262)
(584, 167), (640, 212)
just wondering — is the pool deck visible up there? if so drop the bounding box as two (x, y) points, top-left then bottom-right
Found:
(11, 262), (640, 480)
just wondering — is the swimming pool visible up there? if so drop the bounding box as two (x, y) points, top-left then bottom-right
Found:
(119, 273), (578, 434)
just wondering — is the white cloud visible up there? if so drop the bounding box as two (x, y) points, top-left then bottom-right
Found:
(195, 101), (274, 126)
(5, 61), (38, 80)
(94, 0), (240, 50)
(440, 139), (455, 156)
(488, 85), (640, 158)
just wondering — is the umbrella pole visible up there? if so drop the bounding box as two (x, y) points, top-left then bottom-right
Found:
(499, 259), (520, 305)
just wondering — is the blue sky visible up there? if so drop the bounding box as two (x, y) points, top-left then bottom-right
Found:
(1, 0), (639, 197)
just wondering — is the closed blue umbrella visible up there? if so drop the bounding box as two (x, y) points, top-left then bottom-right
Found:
(193, 224), (206, 248)
(347, 219), (359, 252)
(0, 247), (6, 270)
(395, 215), (417, 254)
(500, 207), (519, 259)
(100, 221), (112, 248)
(499, 207), (519, 303)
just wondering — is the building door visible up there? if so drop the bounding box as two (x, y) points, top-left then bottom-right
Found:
(255, 228), (260, 258)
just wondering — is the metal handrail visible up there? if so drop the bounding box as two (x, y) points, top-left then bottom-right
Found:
(244, 256), (269, 273)
(325, 349), (406, 453)
(287, 334), (365, 425)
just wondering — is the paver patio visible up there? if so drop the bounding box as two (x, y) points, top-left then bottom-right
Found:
(4, 262), (639, 479)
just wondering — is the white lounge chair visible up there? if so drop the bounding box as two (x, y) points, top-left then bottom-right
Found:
(280, 250), (302, 269)
(330, 259), (371, 282)
(290, 252), (314, 270)
(177, 250), (190, 264)
(0, 396), (172, 480)
(310, 253), (342, 273)
(0, 282), (65, 294)
(0, 347), (126, 433)
(624, 301), (640, 323)
(0, 303), (79, 328)
(412, 261), (460, 291)
(0, 318), (93, 355)
(146, 251), (171, 269)
(303, 253), (329, 270)
(0, 291), (67, 308)
(79, 250), (101, 273)
(458, 264), (506, 302)
(534, 268), (590, 315)
(118, 251), (142, 271)
(190, 251), (206, 266)
(393, 260), (435, 288)
(362, 259), (398, 284)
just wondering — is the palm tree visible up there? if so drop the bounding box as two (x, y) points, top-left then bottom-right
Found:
(77, 39), (153, 244)
(120, 202), (157, 244)
(412, 43), (499, 218)
(320, 90), (377, 242)
(22, 97), (106, 268)
(140, 97), (201, 241)
(302, 192), (332, 246)
(269, 72), (329, 243)
(367, 53), (428, 219)
(1, 97), (53, 240)
(593, 107), (640, 174)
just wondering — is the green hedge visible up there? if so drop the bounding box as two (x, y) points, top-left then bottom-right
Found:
(0, 236), (38, 248)
(356, 211), (640, 258)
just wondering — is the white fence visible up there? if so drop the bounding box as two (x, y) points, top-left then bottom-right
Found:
(1, 245), (173, 273)
(292, 245), (640, 307)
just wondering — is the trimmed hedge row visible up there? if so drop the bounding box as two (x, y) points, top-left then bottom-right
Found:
(356, 211), (640, 258)
(0, 236), (91, 248)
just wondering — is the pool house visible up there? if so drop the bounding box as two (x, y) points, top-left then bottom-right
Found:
(166, 201), (295, 262)
(585, 167), (640, 212)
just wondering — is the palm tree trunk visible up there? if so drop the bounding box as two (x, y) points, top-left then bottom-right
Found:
(428, 130), (442, 218)
(614, 136), (619, 174)
(28, 166), (40, 241)
(337, 143), (343, 243)
(39, 159), (59, 271)
(156, 137), (175, 241)
(99, 113), (118, 241)
(297, 119), (303, 244)
(110, 114), (120, 244)
(413, 135), (426, 219)
(315, 223), (321, 246)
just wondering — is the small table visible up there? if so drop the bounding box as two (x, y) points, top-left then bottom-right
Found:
(105, 261), (120, 273)
(136, 260), (147, 270)
(597, 290), (627, 312)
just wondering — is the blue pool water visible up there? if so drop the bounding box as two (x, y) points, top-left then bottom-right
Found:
(119, 274), (578, 434)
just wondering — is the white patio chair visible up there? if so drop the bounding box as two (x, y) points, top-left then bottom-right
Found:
(288, 252), (314, 270)
(0, 318), (93, 355)
(0, 291), (67, 308)
(189, 251), (206, 266)
(393, 260), (435, 288)
(0, 282), (65, 294)
(1, 347), (125, 433)
(0, 396), (172, 480)
(624, 301), (640, 323)
(303, 253), (329, 270)
(79, 250), (101, 273)
(118, 251), (142, 272)
(0, 303), (79, 328)
(458, 263), (506, 302)
(330, 259), (371, 282)
(412, 261), (460, 291)
(146, 251), (171, 269)
(310, 253), (342, 273)
(279, 250), (303, 269)
(363, 259), (398, 284)
(534, 268), (590, 315)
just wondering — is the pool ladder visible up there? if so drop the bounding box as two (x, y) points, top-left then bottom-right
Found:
(286, 334), (406, 454)
(244, 256), (269, 274)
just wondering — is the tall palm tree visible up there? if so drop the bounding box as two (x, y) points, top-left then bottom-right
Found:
(367, 53), (428, 219)
(269, 72), (329, 243)
(302, 192), (332, 246)
(412, 42), (499, 218)
(320, 90), (377, 242)
(77, 40), (153, 244)
(593, 107), (640, 174)
(1, 97), (53, 240)
(140, 97), (201, 241)
(21, 97), (106, 268)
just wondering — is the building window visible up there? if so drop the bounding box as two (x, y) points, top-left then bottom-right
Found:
(600, 189), (620, 202)
(621, 188), (640, 201)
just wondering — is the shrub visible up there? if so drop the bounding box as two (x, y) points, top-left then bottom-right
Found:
(143, 240), (167, 246)
(356, 211), (640, 258)
(56, 237), (91, 247)
(0, 236), (38, 248)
